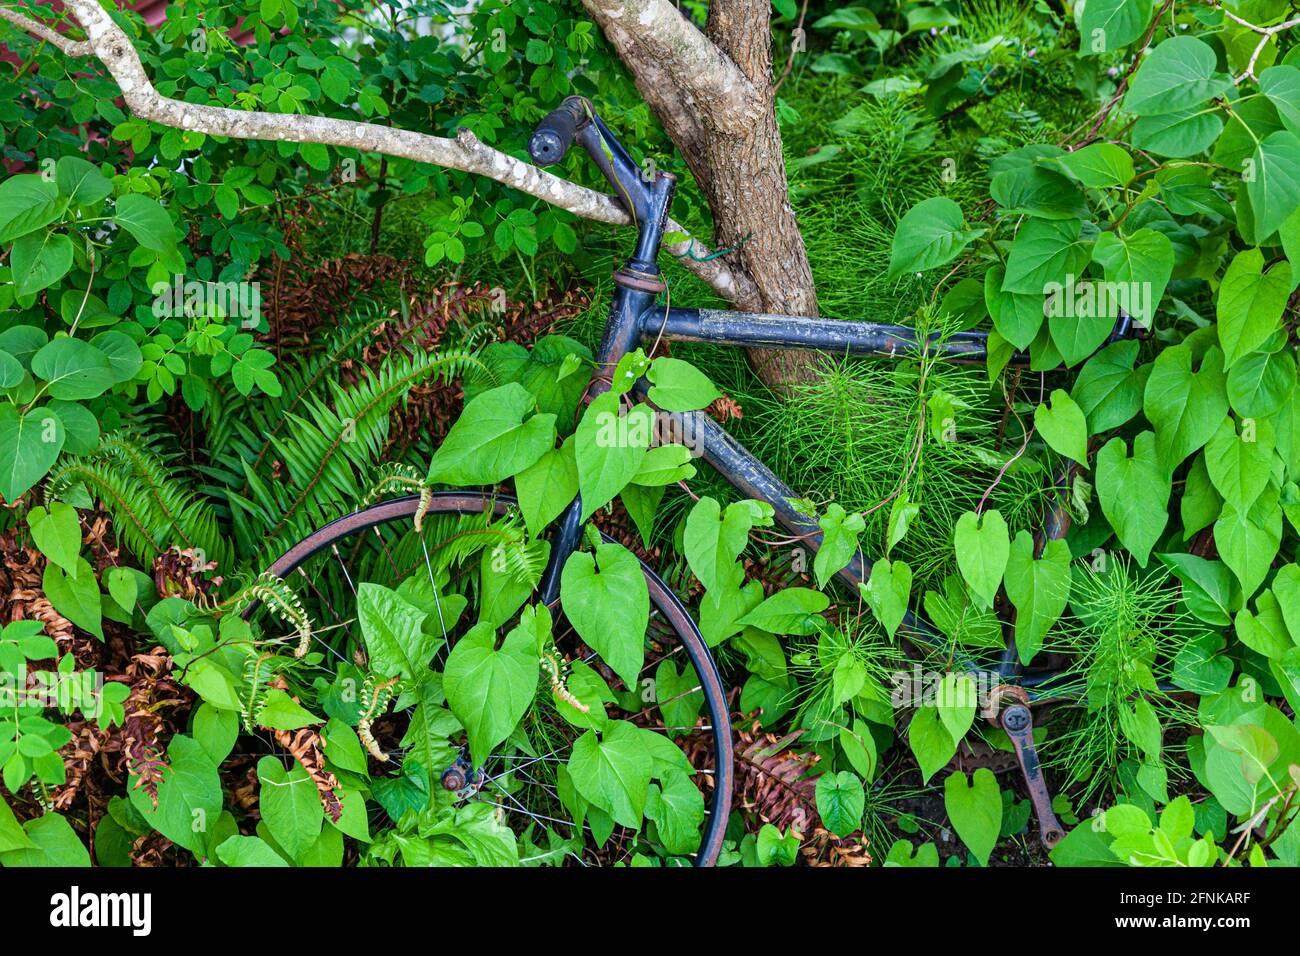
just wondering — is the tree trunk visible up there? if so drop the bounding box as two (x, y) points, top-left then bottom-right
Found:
(581, 0), (821, 388)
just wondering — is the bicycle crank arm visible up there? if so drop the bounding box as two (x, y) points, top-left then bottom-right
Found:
(1000, 704), (1066, 851)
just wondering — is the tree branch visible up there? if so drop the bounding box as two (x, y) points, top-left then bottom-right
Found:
(3, 1), (753, 303)
(0, 5), (91, 56)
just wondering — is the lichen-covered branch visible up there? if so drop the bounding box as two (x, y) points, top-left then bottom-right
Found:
(0, 1), (752, 302)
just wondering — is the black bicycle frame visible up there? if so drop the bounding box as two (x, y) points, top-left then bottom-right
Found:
(524, 97), (1133, 848)
(530, 97), (1128, 661)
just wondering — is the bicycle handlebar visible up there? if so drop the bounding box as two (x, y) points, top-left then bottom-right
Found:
(528, 96), (588, 167)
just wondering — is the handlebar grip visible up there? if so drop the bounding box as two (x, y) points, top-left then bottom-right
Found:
(528, 97), (586, 166)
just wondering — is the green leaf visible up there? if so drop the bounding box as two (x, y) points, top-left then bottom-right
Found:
(400, 682), (461, 774)
(1157, 552), (1239, 626)
(859, 558), (911, 638)
(908, 705), (957, 784)
(944, 769), (1002, 865)
(1274, 564), (1300, 642)
(815, 770), (865, 838)
(1122, 36), (1231, 116)
(1095, 432), (1170, 566)
(47, 400), (99, 455)
(1215, 496), (1281, 598)
(55, 157), (112, 206)
(568, 721), (652, 829)
(1143, 343), (1228, 474)
(888, 197), (985, 277)
(0, 174), (64, 243)
(479, 537), (546, 629)
(684, 497), (772, 603)
(839, 719), (878, 782)
(443, 615), (541, 766)
(356, 583), (436, 682)
(1090, 228), (1173, 327)
(0, 812), (88, 867)
(31, 338), (118, 401)
(1003, 218), (1092, 295)
(127, 735), (223, 855)
(1004, 533), (1071, 664)
(887, 496), (920, 555)
(1078, 0), (1153, 56)
(426, 382), (556, 485)
(1246, 131), (1300, 239)
(193, 703), (238, 764)
(11, 230), (73, 297)
(0, 796), (36, 853)
(1205, 415), (1274, 513)
(256, 690), (322, 731)
(1034, 389), (1089, 463)
(1050, 822), (1121, 867)
(514, 442), (577, 537)
(953, 509), (1009, 608)
(654, 657), (703, 733)
(1072, 339), (1150, 432)
(574, 391), (653, 521)
(1235, 591), (1293, 660)
(1227, 347), (1296, 418)
(645, 767), (705, 855)
(985, 265), (1044, 350)
(1260, 66), (1300, 136)
(27, 502), (81, 577)
(737, 587), (830, 636)
(113, 193), (177, 251)
(631, 443), (696, 486)
(216, 835), (290, 867)
(814, 503), (864, 588)
(936, 673), (977, 742)
(1217, 248), (1290, 369)
(990, 156), (1088, 220)
(1133, 108), (1224, 158)
(645, 357), (721, 411)
(43, 557), (102, 639)
(90, 330), (143, 385)
(812, 7), (879, 30)
(1054, 143), (1134, 186)
(560, 542), (649, 688)
(0, 351), (21, 389)
(257, 756), (323, 862)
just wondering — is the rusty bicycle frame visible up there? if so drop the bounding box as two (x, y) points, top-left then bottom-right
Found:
(519, 96), (1139, 849)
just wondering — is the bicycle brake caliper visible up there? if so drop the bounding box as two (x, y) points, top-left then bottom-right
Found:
(1000, 704), (1066, 851)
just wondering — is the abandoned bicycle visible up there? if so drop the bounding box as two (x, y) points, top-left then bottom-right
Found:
(246, 96), (1137, 865)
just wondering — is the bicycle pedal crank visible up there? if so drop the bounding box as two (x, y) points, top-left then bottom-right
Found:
(1000, 704), (1066, 851)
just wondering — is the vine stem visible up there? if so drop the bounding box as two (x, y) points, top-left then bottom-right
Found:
(772, 0), (811, 96)
(976, 372), (1044, 515)
(1212, 1), (1300, 82)
(1059, 0), (1174, 149)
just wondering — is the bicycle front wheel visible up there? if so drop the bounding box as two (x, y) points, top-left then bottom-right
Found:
(247, 491), (734, 866)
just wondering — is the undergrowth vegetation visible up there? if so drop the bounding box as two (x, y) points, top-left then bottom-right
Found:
(1, 0), (1299, 871)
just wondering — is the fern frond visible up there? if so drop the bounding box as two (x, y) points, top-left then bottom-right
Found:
(216, 346), (481, 561)
(47, 431), (231, 571)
